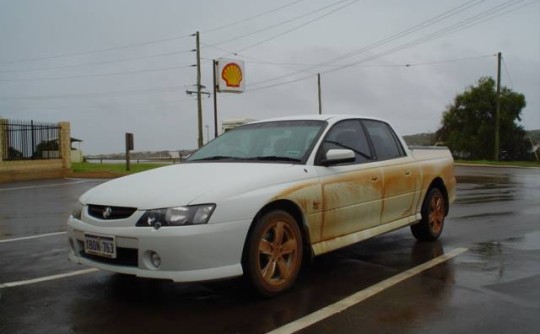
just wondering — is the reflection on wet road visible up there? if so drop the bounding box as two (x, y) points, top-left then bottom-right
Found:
(0, 179), (104, 239)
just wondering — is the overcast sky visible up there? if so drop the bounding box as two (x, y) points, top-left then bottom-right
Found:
(1, 0), (539, 154)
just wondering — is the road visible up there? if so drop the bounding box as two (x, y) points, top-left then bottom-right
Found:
(1, 165), (539, 334)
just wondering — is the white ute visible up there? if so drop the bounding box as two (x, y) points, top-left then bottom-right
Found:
(67, 115), (456, 296)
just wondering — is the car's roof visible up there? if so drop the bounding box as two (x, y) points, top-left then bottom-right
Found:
(250, 114), (388, 124)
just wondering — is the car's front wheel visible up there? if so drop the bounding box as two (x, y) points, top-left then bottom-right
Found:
(244, 210), (303, 297)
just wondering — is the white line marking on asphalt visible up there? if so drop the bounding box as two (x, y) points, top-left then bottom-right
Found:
(0, 231), (67, 244)
(0, 179), (93, 192)
(267, 247), (469, 334)
(0, 268), (99, 289)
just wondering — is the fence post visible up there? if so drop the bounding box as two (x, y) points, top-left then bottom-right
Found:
(59, 122), (71, 170)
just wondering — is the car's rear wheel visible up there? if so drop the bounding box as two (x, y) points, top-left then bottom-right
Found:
(244, 210), (303, 297)
(411, 188), (446, 241)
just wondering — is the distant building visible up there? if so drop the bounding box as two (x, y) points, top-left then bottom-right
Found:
(222, 118), (256, 133)
(71, 137), (84, 163)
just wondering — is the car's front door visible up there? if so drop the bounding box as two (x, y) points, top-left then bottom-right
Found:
(314, 120), (383, 241)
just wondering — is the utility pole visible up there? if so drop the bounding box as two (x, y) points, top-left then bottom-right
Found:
(213, 59), (218, 138)
(494, 52), (502, 161)
(317, 73), (322, 115)
(196, 31), (203, 148)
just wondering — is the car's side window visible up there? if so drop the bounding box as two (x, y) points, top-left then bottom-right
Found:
(316, 120), (373, 164)
(363, 120), (405, 160)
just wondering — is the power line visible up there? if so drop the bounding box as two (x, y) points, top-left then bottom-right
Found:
(0, 85), (187, 100)
(326, 0), (490, 67)
(200, 44), (320, 78)
(394, 0), (536, 50)
(249, 0), (533, 90)
(0, 54), (496, 101)
(0, 99), (185, 111)
(199, 0), (362, 81)
(371, 0), (533, 61)
(0, 49), (194, 74)
(0, 0), (307, 66)
(248, 0), (487, 87)
(236, 0), (361, 53)
(0, 34), (194, 66)
(205, 0), (355, 48)
(404, 54), (496, 67)
(242, 54), (495, 68)
(0, 65), (192, 82)
(501, 56), (515, 88)
(201, 0), (307, 34)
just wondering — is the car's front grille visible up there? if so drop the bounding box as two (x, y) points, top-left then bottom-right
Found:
(87, 205), (137, 220)
(77, 241), (138, 267)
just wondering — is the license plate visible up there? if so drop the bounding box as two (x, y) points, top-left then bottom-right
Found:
(84, 233), (116, 259)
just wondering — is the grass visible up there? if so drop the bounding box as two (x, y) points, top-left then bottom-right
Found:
(455, 160), (540, 168)
(71, 162), (169, 175)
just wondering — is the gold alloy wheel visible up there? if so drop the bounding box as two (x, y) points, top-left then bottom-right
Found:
(257, 219), (300, 286)
(429, 192), (445, 235)
(244, 210), (303, 296)
(411, 187), (446, 241)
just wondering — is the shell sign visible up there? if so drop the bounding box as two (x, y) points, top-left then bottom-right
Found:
(217, 58), (245, 93)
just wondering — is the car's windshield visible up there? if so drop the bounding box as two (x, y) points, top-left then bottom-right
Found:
(187, 120), (326, 164)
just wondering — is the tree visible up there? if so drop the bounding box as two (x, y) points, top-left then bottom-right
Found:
(7, 147), (23, 159)
(436, 77), (529, 160)
(34, 139), (59, 158)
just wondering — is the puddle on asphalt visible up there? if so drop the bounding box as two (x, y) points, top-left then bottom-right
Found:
(455, 195), (516, 204)
(503, 230), (540, 251)
(456, 175), (513, 186)
(456, 211), (515, 219)
(457, 230), (540, 285)
(467, 230), (540, 255)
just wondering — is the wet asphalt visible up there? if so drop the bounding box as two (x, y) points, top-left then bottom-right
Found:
(0, 165), (539, 334)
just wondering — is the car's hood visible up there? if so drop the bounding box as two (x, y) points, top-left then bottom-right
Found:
(79, 162), (309, 210)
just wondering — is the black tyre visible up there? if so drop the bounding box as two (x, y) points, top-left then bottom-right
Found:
(411, 188), (446, 241)
(243, 210), (303, 297)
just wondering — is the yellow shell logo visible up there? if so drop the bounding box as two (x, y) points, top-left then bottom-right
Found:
(221, 63), (243, 88)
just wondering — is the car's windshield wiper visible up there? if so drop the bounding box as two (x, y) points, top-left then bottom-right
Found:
(189, 155), (241, 161)
(324, 140), (374, 160)
(248, 156), (302, 163)
(191, 155), (302, 163)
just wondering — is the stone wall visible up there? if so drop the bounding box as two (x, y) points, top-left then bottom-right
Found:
(0, 120), (72, 183)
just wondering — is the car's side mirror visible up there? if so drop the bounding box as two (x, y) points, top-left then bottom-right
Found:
(321, 149), (355, 166)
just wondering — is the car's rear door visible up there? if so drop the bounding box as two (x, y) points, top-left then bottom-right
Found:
(362, 120), (421, 225)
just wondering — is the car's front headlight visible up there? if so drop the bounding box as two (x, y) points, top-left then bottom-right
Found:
(136, 204), (216, 228)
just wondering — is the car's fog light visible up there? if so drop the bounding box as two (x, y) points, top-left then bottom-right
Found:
(150, 251), (161, 268)
(143, 250), (162, 270)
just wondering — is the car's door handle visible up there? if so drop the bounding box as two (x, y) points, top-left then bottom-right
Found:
(405, 170), (412, 176)
(370, 176), (379, 182)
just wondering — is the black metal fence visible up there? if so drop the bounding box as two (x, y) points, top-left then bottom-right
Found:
(1, 120), (61, 160)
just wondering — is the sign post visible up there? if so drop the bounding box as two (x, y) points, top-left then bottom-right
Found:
(213, 60), (218, 138)
(125, 132), (134, 171)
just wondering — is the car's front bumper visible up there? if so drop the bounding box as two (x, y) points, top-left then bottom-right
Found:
(66, 216), (251, 282)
